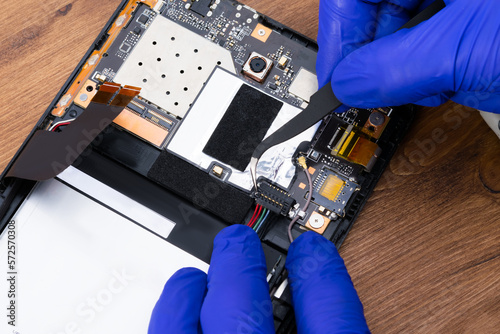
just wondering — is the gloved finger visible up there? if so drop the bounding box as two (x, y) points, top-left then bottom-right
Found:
(316, 0), (428, 88)
(331, 4), (456, 108)
(148, 268), (207, 334)
(367, 0), (427, 39)
(451, 91), (500, 113)
(413, 93), (450, 107)
(316, 0), (378, 87)
(374, 2), (412, 39)
(286, 232), (369, 334)
(200, 225), (274, 334)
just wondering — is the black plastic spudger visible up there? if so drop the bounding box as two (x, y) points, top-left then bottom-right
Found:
(252, 84), (342, 159)
(249, 0), (446, 188)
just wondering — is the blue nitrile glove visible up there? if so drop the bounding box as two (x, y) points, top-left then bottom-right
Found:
(317, 0), (500, 113)
(286, 231), (370, 334)
(149, 225), (368, 333)
(148, 225), (275, 334)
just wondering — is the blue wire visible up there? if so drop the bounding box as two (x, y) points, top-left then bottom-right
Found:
(256, 209), (271, 233)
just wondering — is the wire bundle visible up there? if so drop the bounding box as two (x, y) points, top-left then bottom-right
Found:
(247, 204), (270, 233)
(49, 119), (75, 132)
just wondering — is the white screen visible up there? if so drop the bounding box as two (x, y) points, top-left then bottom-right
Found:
(0, 178), (208, 334)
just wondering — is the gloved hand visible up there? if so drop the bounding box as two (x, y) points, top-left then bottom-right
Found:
(317, 0), (500, 113)
(148, 225), (275, 333)
(286, 231), (369, 333)
(149, 225), (369, 333)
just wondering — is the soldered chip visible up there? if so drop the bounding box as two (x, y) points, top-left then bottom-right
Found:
(278, 56), (288, 68)
(318, 174), (344, 202)
(212, 165), (224, 178)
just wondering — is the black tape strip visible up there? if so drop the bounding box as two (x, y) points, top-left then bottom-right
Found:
(6, 103), (124, 181)
(148, 150), (253, 223)
(203, 84), (282, 171)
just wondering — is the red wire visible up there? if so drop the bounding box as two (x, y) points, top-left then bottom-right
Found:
(249, 205), (263, 228)
(51, 122), (71, 132)
(247, 205), (260, 226)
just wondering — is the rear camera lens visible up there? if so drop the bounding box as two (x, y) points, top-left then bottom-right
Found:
(249, 57), (267, 73)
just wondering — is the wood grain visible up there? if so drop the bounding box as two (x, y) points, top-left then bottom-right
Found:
(1, 1), (499, 333)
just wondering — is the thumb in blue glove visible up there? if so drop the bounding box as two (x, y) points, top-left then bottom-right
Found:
(318, 0), (500, 113)
(286, 231), (370, 334)
(148, 225), (275, 334)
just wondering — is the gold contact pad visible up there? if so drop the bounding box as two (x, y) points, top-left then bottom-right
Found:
(74, 80), (98, 109)
(306, 212), (331, 235)
(251, 23), (272, 43)
(113, 109), (169, 147)
(318, 174), (345, 202)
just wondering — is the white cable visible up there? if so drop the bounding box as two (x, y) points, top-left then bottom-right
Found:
(48, 118), (75, 131)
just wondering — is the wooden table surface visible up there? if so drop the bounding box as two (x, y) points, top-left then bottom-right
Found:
(1, 0), (499, 332)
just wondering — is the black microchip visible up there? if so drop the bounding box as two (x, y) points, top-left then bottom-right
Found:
(138, 14), (149, 24)
(218, 39), (225, 47)
(269, 84), (277, 90)
(190, 0), (212, 17)
(203, 84), (283, 171)
(133, 27), (142, 35)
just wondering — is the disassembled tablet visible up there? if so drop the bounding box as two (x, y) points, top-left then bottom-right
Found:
(0, 0), (414, 331)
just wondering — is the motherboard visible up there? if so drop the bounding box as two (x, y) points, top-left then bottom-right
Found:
(38, 0), (412, 247)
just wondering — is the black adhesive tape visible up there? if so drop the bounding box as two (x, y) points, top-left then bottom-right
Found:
(148, 150), (253, 223)
(6, 103), (124, 181)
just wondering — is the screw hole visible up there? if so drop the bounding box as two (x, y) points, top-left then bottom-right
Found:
(198, 66), (202, 70)
(175, 53), (180, 57)
(171, 37), (175, 41)
(143, 79), (147, 83)
(174, 102), (179, 106)
(217, 61), (221, 65)
(157, 58), (162, 62)
(184, 87), (188, 91)
(103, 53), (108, 57)
(194, 49), (198, 53)
(152, 41), (157, 45)
(138, 62), (143, 66)
(180, 70), (184, 74)
(166, 91), (170, 95)
(86, 86), (93, 92)
(161, 74), (166, 78)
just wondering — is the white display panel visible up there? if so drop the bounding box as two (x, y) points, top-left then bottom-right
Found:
(0, 178), (208, 334)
